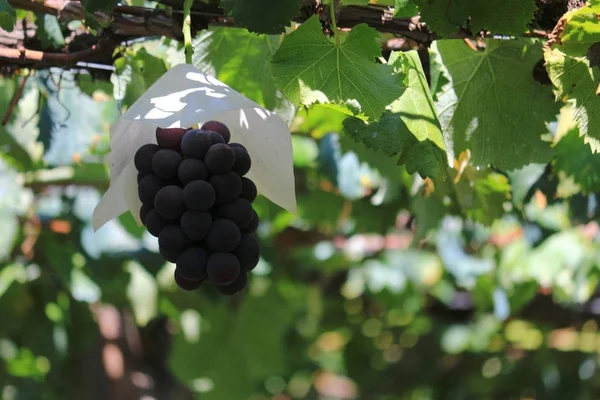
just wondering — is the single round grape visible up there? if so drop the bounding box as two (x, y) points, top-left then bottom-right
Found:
(205, 219), (241, 252)
(241, 177), (257, 202)
(234, 235), (260, 271)
(140, 204), (152, 224)
(181, 129), (212, 159)
(176, 247), (208, 281)
(152, 149), (182, 179)
(174, 269), (203, 291)
(183, 180), (216, 211)
(231, 146), (251, 176)
(229, 143), (247, 151)
(178, 159), (208, 185)
(156, 127), (188, 151)
(241, 210), (259, 234)
(217, 271), (248, 296)
(134, 143), (160, 174)
(208, 131), (226, 145)
(180, 211), (212, 241)
(154, 185), (185, 220)
(209, 172), (242, 204)
(138, 175), (164, 205)
(201, 121), (231, 143)
(206, 253), (240, 285)
(217, 198), (253, 228)
(204, 143), (235, 174)
(158, 225), (191, 262)
(145, 209), (176, 237)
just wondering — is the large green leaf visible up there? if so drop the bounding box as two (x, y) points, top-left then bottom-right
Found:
(192, 27), (283, 110)
(0, 0), (15, 32)
(341, 50), (447, 179)
(414, 0), (536, 36)
(550, 4), (600, 58)
(111, 48), (168, 110)
(553, 127), (600, 194)
(434, 39), (558, 169)
(545, 48), (600, 152)
(220, 0), (299, 34)
(271, 16), (402, 120)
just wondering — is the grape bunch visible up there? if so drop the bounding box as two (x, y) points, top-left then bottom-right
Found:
(134, 121), (260, 295)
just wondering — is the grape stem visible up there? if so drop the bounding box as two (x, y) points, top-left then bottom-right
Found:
(183, 0), (194, 65)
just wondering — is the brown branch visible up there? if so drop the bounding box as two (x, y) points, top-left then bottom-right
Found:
(0, 0), (552, 71)
(0, 37), (116, 66)
(2, 71), (29, 125)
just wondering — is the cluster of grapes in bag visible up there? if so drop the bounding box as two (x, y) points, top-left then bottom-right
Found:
(134, 121), (260, 295)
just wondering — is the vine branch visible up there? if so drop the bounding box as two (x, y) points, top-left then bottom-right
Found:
(0, 0), (552, 70)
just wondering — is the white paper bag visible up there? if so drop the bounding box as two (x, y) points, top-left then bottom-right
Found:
(92, 63), (297, 231)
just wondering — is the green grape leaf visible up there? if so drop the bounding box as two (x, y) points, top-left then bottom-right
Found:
(36, 14), (65, 49)
(80, 0), (118, 12)
(0, 0), (16, 32)
(545, 48), (600, 152)
(343, 111), (447, 179)
(220, 0), (299, 34)
(434, 39), (558, 169)
(341, 50), (447, 179)
(271, 15), (402, 120)
(453, 167), (512, 225)
(549, 4), (600, 57)
(193, 27), (283, 110)
(394, 0), (419, 17)
(111, 48), (168, 110)
(553, 127), (600, 194)
(341, 0), (370, 4)
(414, 0), (536, 36)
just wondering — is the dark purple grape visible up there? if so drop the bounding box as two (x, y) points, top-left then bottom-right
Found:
(140, 204), (152, 224)
(217, 271), (248, 296)
(205, 219), (241, 252)
(145, 209), (177, 237)
(234, 235), (260, 271)
(156, 127), (188, 151)
(204, 144), (235, 174)
(178, 159), (208, 185)
(134, 143), (160, 174)
(138, 175), (164, 205)
(180, 211), (212, 241)
(176, 247), (208, 281)
(201, 120), (231, 143)
(183, 180), (216, 211)
(158, 225), (191, 262)
(174, 269), (203, 291)
(217, 198), (253, 228)
(229, 143), (247, 151)
(181, 129), (212, 159)
(231, 147), (251, 176)
(137, 172), (146, 183)
(152, 149), (182, 179)
(208, 132), (226, 145)
(241, 210), (259, 234)
(241, 177), (257, 202)
(206, 253), (240, 285)
(154, 185), (185, 220)
(209, 172), (242, 204)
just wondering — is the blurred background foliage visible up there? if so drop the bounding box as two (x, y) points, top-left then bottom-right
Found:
(1, 7), (600, 400)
